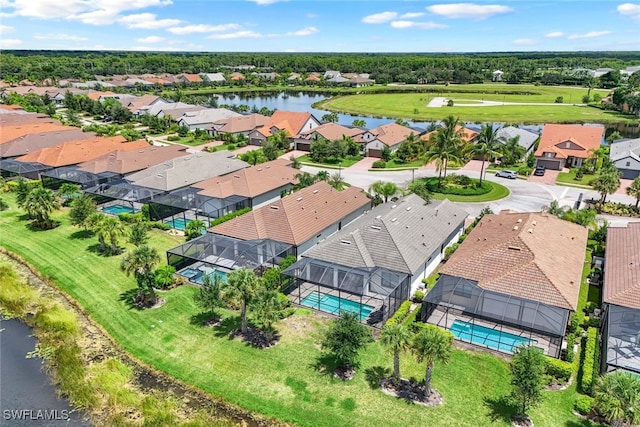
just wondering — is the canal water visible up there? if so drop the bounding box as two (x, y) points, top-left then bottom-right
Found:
(0, 317), (89, 426)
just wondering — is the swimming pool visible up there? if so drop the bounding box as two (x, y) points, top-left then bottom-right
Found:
(102, 205), (136, 215)
(300, 291), (374, 321)
(164, 218), (191, 231)
(450, 320), (533, 354)
(178, 266), (227, 284)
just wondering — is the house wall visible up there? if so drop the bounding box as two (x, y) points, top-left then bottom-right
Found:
(249, 131), (266, 146)
(251, 185), (293, 209)
(614, 156), (640, 179)
(301, 117), (321, 133)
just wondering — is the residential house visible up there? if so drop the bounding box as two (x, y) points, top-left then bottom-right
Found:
(363, 123), (419, 157)
(621, 65), (640, 77)
(326, 75), (350, 84)
(208, 113), (269, 139)
(230, 72), (245, 81)
(422, 211), (588, 358)
(252, 72), (279, 80)
(534, 124), (604, 170)
(496, 126), (540, 155)
(208, 181), (369, 257)
(590, 68), (614, 78)
(294, 122), (364, 151)
(283, 196), (467, 325)
(125, 94), (164, 116)
(349, 76), (375, 87)
(146, 102), (205, 119)
(178, 74), (204, 85)
(324, 71), (341, 80)
(202, 73), (226, 84)
(601, 223), (640, 375)
(304, 74), (321, 84)
(492, 70), (504, 82)
(0, 122), (74, 145)
(609, 138), (640, 179)
(177, 108), (242, 131)
(287, 73), (301, 82)
(248, 111), (321, 146)
(420, 125), (479, 146)
(0, 128), (93, 159)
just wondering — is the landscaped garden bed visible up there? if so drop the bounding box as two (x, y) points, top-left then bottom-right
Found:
(410, 175), (510, 202)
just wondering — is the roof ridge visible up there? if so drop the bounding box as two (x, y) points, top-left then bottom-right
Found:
(379, 218), (412, 273)
(351, 229), (376, 267)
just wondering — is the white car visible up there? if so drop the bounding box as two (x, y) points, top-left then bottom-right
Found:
(495, 170), (517, 179)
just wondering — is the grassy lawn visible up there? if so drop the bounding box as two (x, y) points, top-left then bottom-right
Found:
(167, 136), (212, 147)
(315, 91), (638, 125)
(297, 154), (362, 168)
(557, 169), (599, 188)
(429, 180), (511, 203)
(382, 159), (424, 169)
(0, 194), (601, 427)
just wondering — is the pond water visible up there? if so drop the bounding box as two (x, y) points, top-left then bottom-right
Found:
(213, 91), (639, 137)
(0, 317), (89, 426)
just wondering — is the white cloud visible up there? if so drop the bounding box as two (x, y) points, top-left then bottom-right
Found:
(567, 30), (612, 39)
(167, 23), (241, 35)
(3, 0), (173, 25)
(0, 38), (23, 47)
(137, 35), (165, 43)
(119, 13), (181, 29)
(617, 3), (640, 20)
(399, 12), (425, 19)
(285, 26), (318, 36)
(512, 38), (537, 45)
(545, 31), (564, 38)
(390, 20), (447, 29)
(0, 24), (14, 34)
(34, 33), (88, 41)
(427, 3), (513, 20)
(362, 11), (398, 24)
(207, 30), (262, 40)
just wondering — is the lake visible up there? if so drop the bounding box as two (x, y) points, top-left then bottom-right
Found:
(0, 318), (89, 426)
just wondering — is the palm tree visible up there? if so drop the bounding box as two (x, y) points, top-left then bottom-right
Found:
(294, 172), (316, 189)
(185, 219), (205, 241)
(251, 288), (285, 343)
(327, 172), (346, 190)
(57, 183), (81, 206)
(626, 177), (640, 209)
(352, 119), (366, 128)
(154, 264), (176, 289)
(421, 116), (464, 186)
(87, 212), (107, 252)
(499, 136), (526, 167)
(267, 129), (290, 150)
(369, 181), (399, 203)
(24, 187), (59, 229)
(466, 124), (502, 184)
(542, 200), (567, 217)
(120, 245), (161, 306)
(194, 272), (225, 320)
(592, 170), (621, 204)
(380, 323), (412, 384)
(128, 222), (149, 247)
(289, 154), (301, 169)
(101, 216), (127, 255)
(15, 178), (32, 212)
(315, 170), (329, 182)
(411, 326), (453, 395)
(225, 268), (260, 334)
(593, 370), (640, 427)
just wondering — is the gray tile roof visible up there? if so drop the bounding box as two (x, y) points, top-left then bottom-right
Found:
(126, 150), (249, 191)
(178, 108), (242, 127)
(303, 195), (467, 274)
(496, 126), (540, 151)
(610, 138), (640, 163)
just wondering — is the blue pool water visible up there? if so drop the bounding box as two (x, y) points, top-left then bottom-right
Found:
(178, 266), (227, 284)
(165, 218), (191, 231)
(450, 320), (533, 354)
(300, 291), (374, 321)
(102, 205), (136, 215)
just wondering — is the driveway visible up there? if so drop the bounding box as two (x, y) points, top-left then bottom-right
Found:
(347, 157), (378, 171)
(279, 150), (307, 161)
(233, 145), (261, 155)
(616, 178), (633, 196)
(527, 169), (560, 185)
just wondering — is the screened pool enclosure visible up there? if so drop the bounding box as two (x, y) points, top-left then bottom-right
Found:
(422, 275), (569, 358)
(282, 257), (410, 327)
(41, 166), (119, 190)
(602, 304), (640, 374)
(0, 159), (51, 180)
(167, 233), (293, 284)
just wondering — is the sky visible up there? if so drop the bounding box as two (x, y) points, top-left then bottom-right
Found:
(0, 1), (639, 52)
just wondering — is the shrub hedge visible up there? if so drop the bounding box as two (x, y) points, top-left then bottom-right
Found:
(384, 300), (412, 327)
(413, 290), (424, 303)
(209, 207), (251, 227)
(371, 160), (386, 169)
(565, 333), (576, 363)
(579, 327), (599, 395)
(545, 357), (573, 384)
(573, 395), (593, 416)
(5, 179), (42, 192)
(422, 176), (491, 196)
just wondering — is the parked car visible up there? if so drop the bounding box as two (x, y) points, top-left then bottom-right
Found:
(495, 170), (517, 179)
(534, 166), (546, 176)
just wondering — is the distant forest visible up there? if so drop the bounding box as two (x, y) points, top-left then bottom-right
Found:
(2, 50), (640, 85)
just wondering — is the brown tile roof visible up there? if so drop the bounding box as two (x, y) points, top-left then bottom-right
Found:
(86, 91), (115, 101)
(0, 104), (26, 111)
(298, 122), (363, 141)
(144, 77), (171, 85)
(440, 211), (588, 310)
(212, 113), (269, 134)
(16, 136), (148, 167)
(208, 181), (369, 246)
(77, 144), (187, 175)
(0, 128), (93, 158)
(231, 72), (245, 80)
(420, 125), (478, 143)
(258, 110), (315, 138)
(1, 122), (75, 144)
(127, 94), (162, 112)
(193, 159), (298, 199)
(369, 123), (417, 147)
(0, 112), (58, 126)
(180, 74), (203, 83)
(604, 223), (640, 309)
(535, 124), (604, 159)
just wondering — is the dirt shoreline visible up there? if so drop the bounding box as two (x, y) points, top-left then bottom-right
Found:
(0, 249), (285, 427)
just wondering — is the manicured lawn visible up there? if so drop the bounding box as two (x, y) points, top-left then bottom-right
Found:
(0, 194), (601, 427)
(557, 169), (599, 188)
(167, 136), (211, 146)
(297, 154), (362, 168)
(381, 159), (424, 169)
(429, 179), (511, 203)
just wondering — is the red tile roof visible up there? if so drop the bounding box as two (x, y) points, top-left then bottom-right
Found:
(440, 211), (588, 310)
(368, 123), (417, 147)
(258, 111), (316, 138)
(78, 144), (187, 175)
(604, 223), (640, 309)
(535, 124), (604, 159)
(180, 74), (203, 83)
(1, 122), (75, 144)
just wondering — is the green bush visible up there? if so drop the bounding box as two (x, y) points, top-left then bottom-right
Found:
(423, 176), (492, 196)
(555, 96), (564, 103)
(402, 307), (421, 328)
(517, 166), (533, 176)
(413, 290), (424, 303)
(457, 233), (467, 243)
(579, 327), (599, 395)
(5, 179), (42, 192)
(150, 221), (171, 231)
(573, 395), (593, 415)
(371, 160), (386, 169)
(545, 357), (573, 384)
(444, 243), (460, 259)
(587, 317), (601, 328)
(568, 313), (579, 334)
(209, 207), (251, 227)
(565, 333), (575, 363)
(166, 135), (180, 142)
(384, 300), (412, 327)
(118, 212), (144, 223)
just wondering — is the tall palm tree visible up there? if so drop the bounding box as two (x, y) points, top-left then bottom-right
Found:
(499, 136), (526, 167)
(101, 216), (128, 255)
(421, 115), (464, 186)
(24, 187), (59, 229)
(251, 288), (284, 342)
(369, 181), (399, 203)
(380, 323), (412, 384)
(120, 245), (161, 305)
(15, 178), (32, 212)
(87, 212), (107, 252)
(411, 326), (453, 395)
(593, 370), (640, 427)
(592, 170), (621, 204)
(225, 268), (260, 334)
(626, 177), (640, 209)
(466, 124), (502, 184)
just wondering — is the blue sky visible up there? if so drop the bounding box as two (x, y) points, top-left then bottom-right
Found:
(0, 1), (639, 52)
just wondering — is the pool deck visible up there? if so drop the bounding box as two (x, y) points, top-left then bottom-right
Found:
(177, 262), (231, 285)
(425, 307), (557, 357)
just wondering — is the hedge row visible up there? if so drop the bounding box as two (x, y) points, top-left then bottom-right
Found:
(565, 333), (576, 363)
(209, 207), (251, 227)
(402, 306), (422, 329)
(384, 300), (412, 327)
(545, 357), (573, 384)
(579, 327), (599, 395)
(5, 179), (42, 192)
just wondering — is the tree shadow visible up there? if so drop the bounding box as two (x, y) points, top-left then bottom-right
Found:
(85, 243), (113, 257)
(190, 311), (213, 326)
(119, 288), (143, 311)
(69, 229), (94, 239)
(311, 353), (340, 377)
(364, 365), (391, 389)
(25, 220), (60, 232)
(212, 315), (241, 339)
(483, 395), (518, 424)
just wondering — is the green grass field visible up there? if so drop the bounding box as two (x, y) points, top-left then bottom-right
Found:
(297, 154), (362, 168)
(0, 194), (602, 427)
(428, 179), (511, 203)
(557, 169), (599, 188)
